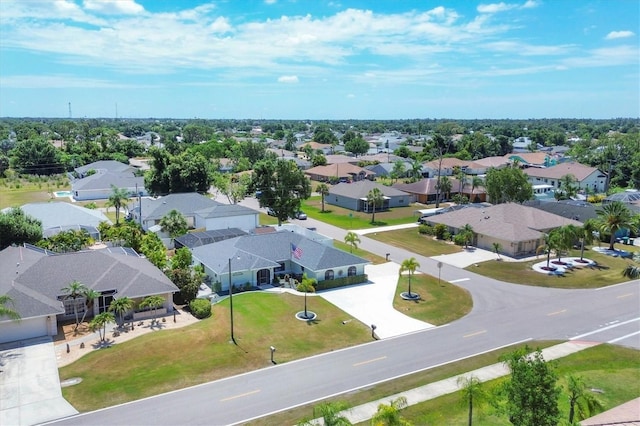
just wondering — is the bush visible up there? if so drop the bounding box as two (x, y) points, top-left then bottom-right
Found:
(189, 298), (211, 319)
(434, 223), (448, 240)
(315, 274), (368, 291)
(453, 233), (467, 246)
(418, 224), (433, 235)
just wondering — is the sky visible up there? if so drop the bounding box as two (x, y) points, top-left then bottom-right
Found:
(0, 0), (638, 120)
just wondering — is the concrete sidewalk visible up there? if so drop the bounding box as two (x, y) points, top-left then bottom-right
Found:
(311, 340), (600, 425)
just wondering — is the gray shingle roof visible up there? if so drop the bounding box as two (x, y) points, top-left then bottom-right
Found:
(72, 171), (144, 191)
(136, 193), (219, 221)
(175, 228), (247, 249)
(15, 202), (111, 230)
(329, 180), (409, 199)
(75, 160), (131, 175)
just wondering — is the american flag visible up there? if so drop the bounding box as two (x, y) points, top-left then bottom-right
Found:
(291, 243), (303, 259)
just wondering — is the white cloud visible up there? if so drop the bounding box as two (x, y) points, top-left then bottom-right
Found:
(278, 75), (299, 83)
(264, 0), (277, 4)
(605, 30), (635, 40)
(477, 3), (517, 14)
(347, 93), (355, 98)
(0, 74), (147, 89)
(209, 17), (232, 33)
(522, 0), (539, 9)
(83, 0), (144, 15)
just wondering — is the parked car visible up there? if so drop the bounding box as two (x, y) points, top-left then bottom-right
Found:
(267, 207), (276, 216)
(294, 211), (307, 220)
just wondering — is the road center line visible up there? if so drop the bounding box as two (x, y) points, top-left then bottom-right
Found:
(547, 309), (567, 316)
(449, 278), (470, 283)
(353, 356), (387, 367)
(463, 330), (486, 338)
(220, 389), (260, 402)
(617, 293), (634, 299)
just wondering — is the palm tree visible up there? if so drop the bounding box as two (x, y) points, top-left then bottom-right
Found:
(304, 401), (352, 426)
(537, 232), (559, 270)
(577, 219), (598, 261)
(554, 225), (578, 264)
(596, 201), (637, 250)
(78, 288), (101, 326)
(470, 176), (483, 203)
(370, 396), (412, 426)
(344, 231), (361, 253)
(317, 183), (330, 212)
(457, 375), (485, 426)
(159, 209), (188, 241)
(140, 295), (165, 323)
(455, 167), (466, 196)
(460, 223), (474, 248)
(558, 174), (578, 200)
(492, 242), (502, 260)
(410, 159), (423, 182)
(61, 280), (88, 331)
(296, 275), (316, 320)
(0, 295), (20, 320)
(89, 311), (115, 342)
(109, 296), (134, 327)
(439, 176), (452, 202)
(367, 188), (384, 224)
(566, 374), (604, 424)
(106, 185), (130, 225)
(622, 252), (640, 279)
(399, 257), (420, 298)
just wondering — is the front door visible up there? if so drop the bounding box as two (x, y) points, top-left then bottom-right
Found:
(257, 269), (270, 285)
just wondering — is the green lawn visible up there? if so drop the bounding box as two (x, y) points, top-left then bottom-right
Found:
(467, 246), (638, 288)
(60, 292), (372, 412)
(302, 196), (422, 229)
(333, 239), (388, 264)
(0, 175), (69, 208)
(367, 228), (462, 257)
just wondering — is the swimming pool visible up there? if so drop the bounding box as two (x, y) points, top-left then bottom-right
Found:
(54, 191), (73, 197)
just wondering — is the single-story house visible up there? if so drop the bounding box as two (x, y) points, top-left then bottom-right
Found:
(525, 199), (599, 222)
(191, 229), (369, 290)
(305, 163), (375, 183)
(422, 158), (472, 178)
(393, 178), (487, 204)
(365, 161), (414, 178)
(505, 152), (552, 168)
(2, 202), (112, 240)
(128, 193), (259, 233)
(174, 228), (247, 249)
(71, 160), (147, 201)
(422, 203), (582, 257)
(512, 136), (543, 152)
(523, 162), (608, 193)
(299, 141), (334, 155)
(464, 156), (510, 175)
(327, 180), (410, 212)
(0, 244), (178, 344)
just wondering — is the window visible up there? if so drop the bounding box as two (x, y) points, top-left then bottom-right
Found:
(64, 299), (85, 317)
(348, 266), (356, 276)
(325, 270), (334, 280)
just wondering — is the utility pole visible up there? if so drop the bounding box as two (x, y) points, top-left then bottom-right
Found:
(68, 102), (72, 119)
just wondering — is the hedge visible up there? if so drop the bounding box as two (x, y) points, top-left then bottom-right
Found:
(315, 274), (368, 291)
(189, 298), (212, 319)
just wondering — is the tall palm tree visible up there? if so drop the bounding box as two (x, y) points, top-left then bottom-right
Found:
(470, 176), (483, 203)
(576, 219), (597, 261)
(455, 167), (466, 196)
(537, 232), (559, 269)
(460, 223), (474, 248)
(558, 174), (578, 200)
(555, 225), (578, 263)
(457, 375), (485, 426)
(566, 374), (604, 424)
(312, 401), (352, 426)
(596, 201), (637, 250)
(410, 159), (423, 182)
(317, 183), (330, 212)
(159, 209), (188, 241)
(400, 257), (420, 298)
(78, 288), (101, 326)
(106, 185), (131, 225)
(439, 176), (452, 202)
(367, 188), (384, 224)
(344, 231), (361, 253)
(140, 295), (165, 323)
(370, 396), (412, 426)
(61, 280), (88, 331)
(296, 275), (316, 320)
(89, 311), (115, 342)
(109, 296), (134, 327)
(0, 295), (20, 320)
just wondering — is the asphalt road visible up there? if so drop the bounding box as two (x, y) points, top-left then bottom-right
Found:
(49, 199), (640, 426)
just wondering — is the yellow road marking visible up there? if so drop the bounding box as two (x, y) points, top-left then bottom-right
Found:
(463, 330), (486, 338)
(547, 309), (567, 316)
(220, 389), (260, 402)
(353, 356), (387, 367)
(617, 293), (634, 299)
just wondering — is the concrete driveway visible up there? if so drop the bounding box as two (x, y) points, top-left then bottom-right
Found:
(318, 262), (434, 339)
(0, 337), (77, 426)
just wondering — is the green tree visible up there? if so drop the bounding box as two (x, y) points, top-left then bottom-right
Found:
(139, 232), (167, 270)
(0, 295), (20, 320)
(492, 242), (502, 260)
(367, 188), (384, 224)
(296, 275), (316, 320)
(140, 295), (165, 322)
(145, 148), (213, 195)
(37, 229), (93, 253)
(457, 375), (485, 426)
(109, 297), (134, 327)
(500, 347), (560, 426)
(89, 311), (115, 342)
(391, 160), (406, 183)
(577, 219), (598, 261)
(171, 247), (192, 270)
(344, 135), (370, 157)
(558, 174), (578, 200)
(252, 158), (312, 226)
(430, 133), (453, 208)
(566, 374), (604, 424)
(78, 288), (101, 325)
(622, 252), (640, 279)
(106, 185), (131, 225)
(169, 268), (202, 304)
(537, 232), (560, 270)
(0, 207), (43, 250)
(484, 167), (533, 204)
(317, 183), (330, 212)
(159, 209), (188, 241)
(213, 172), (250, 204)
(596, 201), (637, 250)
(298, 401), (352, 426)
(370, 396), (412, 426)
(60, 280), (88, 331)
(344, 231), (361, 253)
(470, 176), (483, 203)
(399, 257), (420, 298)
(438, 175), (452, 203)
(459, 223), (474, 248)
(10, 138), (63, 174)
(409, 159), (423, 182)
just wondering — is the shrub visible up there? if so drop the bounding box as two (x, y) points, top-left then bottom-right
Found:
(418, 224), (433, 235)
(453, 233), (466, 246)
(189, 298), (211, 319)
(315, 274), (368, 291)
(434, 223), (448, 240)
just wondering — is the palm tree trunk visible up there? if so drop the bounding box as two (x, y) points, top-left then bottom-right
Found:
(609, 233), (615, 251)
(580, 238), (586, 261)
(304, 292), (308, 318)
(468, 395), (473, 426)
(568, 400), (576, 424)
(408, 274), (412, 297)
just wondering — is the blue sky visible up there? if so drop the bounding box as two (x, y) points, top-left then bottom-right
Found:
(0, 0), (638, 119)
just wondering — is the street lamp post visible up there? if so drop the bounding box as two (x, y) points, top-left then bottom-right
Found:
(229, 257), (236, 345)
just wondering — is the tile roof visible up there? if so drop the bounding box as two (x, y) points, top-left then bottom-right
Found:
(423, 158), (471, 170)
(471, 156), (510, 168)
(425, 203), (582, 242)
(305, 163), (375, 179)
(522, 162), (603, 181)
